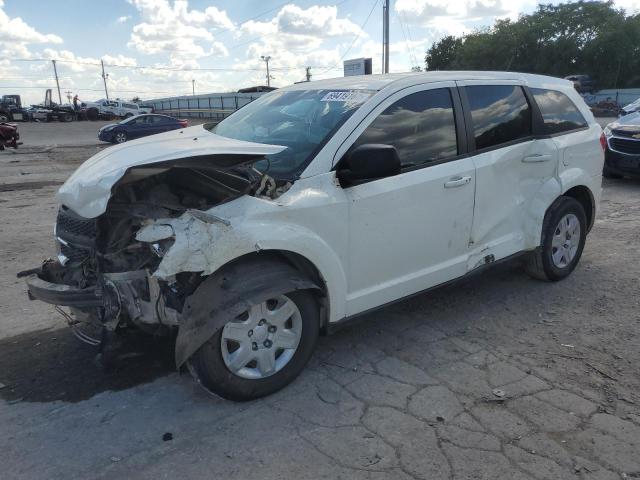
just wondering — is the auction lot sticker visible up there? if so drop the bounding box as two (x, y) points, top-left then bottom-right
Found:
(321, 91), (372, 104)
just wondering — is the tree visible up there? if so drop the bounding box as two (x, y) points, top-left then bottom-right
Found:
(423, 1), (640, 88)
(425, 36), (463, 70)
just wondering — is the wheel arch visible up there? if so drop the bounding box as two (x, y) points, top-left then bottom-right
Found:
(562, 185), (595, 232)
(174, 251), (325, 367)
(218, 250), (331, 332)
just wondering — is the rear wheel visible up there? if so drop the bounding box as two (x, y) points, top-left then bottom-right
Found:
(525, 196), (587, 281)
(114, 131), (127, 144)
(188, 290), (319, 401)
(0, 112), (9, 122)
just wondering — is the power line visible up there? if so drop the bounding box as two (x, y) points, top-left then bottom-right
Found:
(317, 0), (380, 75)
(0, 57), (333, 72)
(401, 11), (419, 68)
(394, 8), (416, 68)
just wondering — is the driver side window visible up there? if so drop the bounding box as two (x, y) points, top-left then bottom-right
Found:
(353, 88), (458, 169)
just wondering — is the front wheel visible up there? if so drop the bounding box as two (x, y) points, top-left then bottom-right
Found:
(188, 290), (319, 401)
(525, 196), (587, 281)
(113, 131), (127, 144)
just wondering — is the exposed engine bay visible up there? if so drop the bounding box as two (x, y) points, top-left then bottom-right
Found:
(24, 158), (290, 346)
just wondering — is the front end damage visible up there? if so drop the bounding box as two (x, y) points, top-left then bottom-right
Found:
(22, 129), (291, 356)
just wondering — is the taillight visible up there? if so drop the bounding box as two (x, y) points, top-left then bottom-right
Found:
(599, 132), (607, 151)
(179, 119), (188, 128)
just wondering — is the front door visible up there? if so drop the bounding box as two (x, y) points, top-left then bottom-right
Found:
(339, 84), (476, 316)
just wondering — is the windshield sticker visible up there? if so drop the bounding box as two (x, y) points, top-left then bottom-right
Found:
(321, 91), (372, 105)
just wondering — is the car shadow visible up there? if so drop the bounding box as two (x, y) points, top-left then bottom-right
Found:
(0, 260), (527, 405)
(0, 327), (175, 404)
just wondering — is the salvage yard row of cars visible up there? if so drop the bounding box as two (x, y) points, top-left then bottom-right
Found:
(19, 71), (613, 400)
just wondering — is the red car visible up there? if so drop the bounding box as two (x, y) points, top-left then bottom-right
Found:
(0, 122), (19, 150)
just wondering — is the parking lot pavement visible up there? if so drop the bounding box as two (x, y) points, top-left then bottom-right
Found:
(13, 118), (209, 147)
(1, 141), (639, 479)
(15, 120), (114, 147)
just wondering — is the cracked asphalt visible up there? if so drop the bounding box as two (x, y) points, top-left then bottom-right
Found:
(1, 123), (639, 479)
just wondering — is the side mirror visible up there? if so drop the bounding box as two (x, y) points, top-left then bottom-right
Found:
(337, 144), (401, 184)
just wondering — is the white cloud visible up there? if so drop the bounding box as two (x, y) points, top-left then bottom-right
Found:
(127, 0), (232, 64)
(233, 3), (367, 86)
(394, 0), (533, 27)
(0, 5), (62, 45)
(102, 54), (138, 67)
(116, 15), (131, 23)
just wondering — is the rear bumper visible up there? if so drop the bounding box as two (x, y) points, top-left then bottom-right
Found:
(605, 148), (640, 176)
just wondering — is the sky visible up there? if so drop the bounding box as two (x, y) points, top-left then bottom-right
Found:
(1, 0), (639, 105)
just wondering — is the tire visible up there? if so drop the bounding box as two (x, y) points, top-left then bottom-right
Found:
(525, 196), (587, 282)
(188, 289), (320, 401)
(124, 113), (133, 118)
(0, 112), (9, 122)
(603, 165), (623, 179)
(114, 131), (127, 144)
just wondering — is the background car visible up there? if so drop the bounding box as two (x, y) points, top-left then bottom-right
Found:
(98, 114), (188, 144)
(603, 112), (640, 178)
(565, 74), (595, 93)
(621, 97), (640, 116)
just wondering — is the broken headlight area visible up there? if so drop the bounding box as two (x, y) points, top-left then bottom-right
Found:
(23, 161), (286, 345)
(23, 150), (295, 351)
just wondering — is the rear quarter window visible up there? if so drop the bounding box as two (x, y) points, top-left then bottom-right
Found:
(531, 88), (588, 135)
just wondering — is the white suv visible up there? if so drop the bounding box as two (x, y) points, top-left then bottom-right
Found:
(25, 71), (604, 400)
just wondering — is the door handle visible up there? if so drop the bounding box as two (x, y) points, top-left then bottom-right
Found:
(444, 176), (472, 188)
(522, 154), (552, 163)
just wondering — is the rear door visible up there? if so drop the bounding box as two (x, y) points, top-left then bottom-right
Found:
(457, 81), (559, 268)
(337, 83), (477, 315)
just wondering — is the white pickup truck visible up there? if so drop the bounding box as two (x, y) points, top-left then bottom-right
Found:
(84, 99), (150, 119)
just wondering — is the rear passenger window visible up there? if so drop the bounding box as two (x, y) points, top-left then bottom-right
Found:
(531, 88), (588, 134)
(465, 85), (532, 150)
(354, 88), (458, 168)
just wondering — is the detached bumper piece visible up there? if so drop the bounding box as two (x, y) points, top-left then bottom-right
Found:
(20, 261), (103, 308)
(26, 275), (103, 308)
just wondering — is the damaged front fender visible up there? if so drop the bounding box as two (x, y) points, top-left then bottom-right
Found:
(136, 209), (247, 278)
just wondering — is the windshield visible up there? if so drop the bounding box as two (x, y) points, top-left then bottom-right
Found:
(211, 89), (373, 177)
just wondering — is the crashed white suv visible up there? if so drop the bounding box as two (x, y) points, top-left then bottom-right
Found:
(24, 72), (604, 400)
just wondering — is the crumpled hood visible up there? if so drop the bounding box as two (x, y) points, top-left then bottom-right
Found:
(57, 124), (286, 218)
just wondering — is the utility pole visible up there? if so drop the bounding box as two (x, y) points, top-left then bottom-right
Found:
(382, 0), (390, 74)
(192, 79), (195, 96)
(305, 66), (312, 82)
(51, 60), (62, 105)
(261, 55), (272, 87)
(101, 59), (109, 100)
